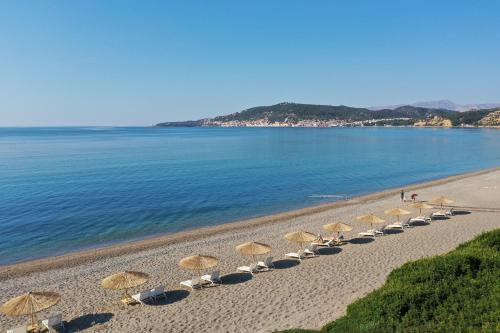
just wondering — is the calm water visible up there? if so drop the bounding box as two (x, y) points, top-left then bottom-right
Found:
(1, 127), (499, 264)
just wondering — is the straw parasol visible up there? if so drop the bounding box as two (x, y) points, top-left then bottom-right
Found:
(0, 291), (61, 330)
(284, 230), (317, 251)
(179, 254), (219, 277)
(409, 202), (433, 214)
(236, 242), (271, 262)
(431, 196), (454, 208)
(356, 214), (386, 228)
(102, 271), (149, 299)
(384, 208), (411, 222)
(323, 222), (353, 233)
(284, 230), (317, 243)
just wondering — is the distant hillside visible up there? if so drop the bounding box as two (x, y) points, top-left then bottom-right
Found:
(212, 103), (453, 122)
(370, 99), (500, 112)
(156, 102), (500, 128)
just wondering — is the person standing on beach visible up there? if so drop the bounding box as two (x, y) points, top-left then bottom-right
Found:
(400, 190), (405, 202)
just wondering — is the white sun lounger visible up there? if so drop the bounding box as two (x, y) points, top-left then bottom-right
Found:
(312, 239), (334, 247)
(431, 211), (447, 219)
(385, 223), (405, 229)
(285, 250), (304, 260)
(409, 216), (431, 224)
(150, 286), (166, 302)
(201, 270), (221, 285)
(386, 219), (411, 229)
(7, 326), (27, 333)
(41, 313), (64, 331)
(237, 263), (259, 275)
(257, 256), (274, 270)
(180, 276), (203, 289)
(131, 290), (152, 305)
(304, 244), (318, 257)
(358, 229), (384, 237)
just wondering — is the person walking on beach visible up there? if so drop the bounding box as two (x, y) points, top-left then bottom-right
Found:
(400, 190), (405, 202)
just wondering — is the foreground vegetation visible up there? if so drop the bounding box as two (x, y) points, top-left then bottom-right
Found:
(278, 229), (500, 333)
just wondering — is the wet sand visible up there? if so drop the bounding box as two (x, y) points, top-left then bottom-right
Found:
(1, 167), (499, 332)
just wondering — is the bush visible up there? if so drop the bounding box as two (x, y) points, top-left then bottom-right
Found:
(276, 229), (500, 333)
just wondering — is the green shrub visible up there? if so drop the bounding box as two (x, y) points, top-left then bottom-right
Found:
(276, 229), (500, 333)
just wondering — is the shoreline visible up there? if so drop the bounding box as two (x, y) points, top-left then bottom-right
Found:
(2, 166), (499, 280)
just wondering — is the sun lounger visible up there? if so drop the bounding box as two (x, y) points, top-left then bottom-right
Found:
(358, 229), (376, 237)
(312, 239), (333, 247)
(257, 256), (274, 270)
(7, 326), (27, 333)
(304, 244), (319, 257)
(131, 290), (152, 305)
(201, 270), (221, 285)
(285, 250), (304, 260)
(41, 313), (64, 331)
(387, 219), (411, 229)
(237, 263), (259, 275)
(180, 276), (203, 289)
(150, 286), (166, 302)
(409, 216), (431, 224)
(431, 211), (447, 219)
(386, 223), (405, 229)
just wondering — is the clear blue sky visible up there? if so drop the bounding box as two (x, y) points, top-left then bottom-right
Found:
(1, 1), (499, 126)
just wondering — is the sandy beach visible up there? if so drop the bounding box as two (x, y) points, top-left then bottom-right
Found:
(1, 168), (499, 332)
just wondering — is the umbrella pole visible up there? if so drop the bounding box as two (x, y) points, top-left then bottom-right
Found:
(29, 297), (35, 330)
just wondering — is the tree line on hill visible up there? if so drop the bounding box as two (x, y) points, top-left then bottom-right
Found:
(156, 102), (500, 127)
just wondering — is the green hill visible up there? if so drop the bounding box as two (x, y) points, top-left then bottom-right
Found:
(277, 229), (500, 333)
(212, 102), (454, 122)
(156, 102), (500, 127)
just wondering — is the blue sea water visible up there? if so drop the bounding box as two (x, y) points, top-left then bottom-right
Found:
(1, 127), (499, 265)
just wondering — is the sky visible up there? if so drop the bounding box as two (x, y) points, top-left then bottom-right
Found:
(1, 1), (499, 126)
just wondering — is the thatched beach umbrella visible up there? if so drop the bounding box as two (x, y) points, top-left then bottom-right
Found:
(356, 214), (386, 228)
(284, 231), (317, 251)
(323, 222), (353, 239)
(384, 208), (411, 222)
(410, 202), (433, 214)
(236, 242), (271, 262)
(0, 291), (61, 330)
(431, 196), (454, 208)
(179, 255), (219, 277)
(323, 222), (353, 233)
(284, 231), (317, 244)
(102, 271), (149, 299)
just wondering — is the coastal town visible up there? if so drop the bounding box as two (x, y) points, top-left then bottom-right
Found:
(202, 117), (413, 127)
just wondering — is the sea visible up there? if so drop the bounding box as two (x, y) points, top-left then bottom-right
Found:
(1, 126), (499, 265)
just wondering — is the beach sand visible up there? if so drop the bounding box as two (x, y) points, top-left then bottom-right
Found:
(1, 168), (499, 332)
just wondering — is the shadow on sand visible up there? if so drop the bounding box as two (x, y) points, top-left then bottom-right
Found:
(66, 312), (114, 332)
(347, 237), (375, 245)
(221, 272), (253, 285)
(384, 229), (404, 235)
(432, 216), (450, 221)
(452, 210), (472, 215)
(318, 247), (342, 255)
(154, 289), (190, 305)
(409, 221), (431, 227)
(273, 259), (301, 270)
